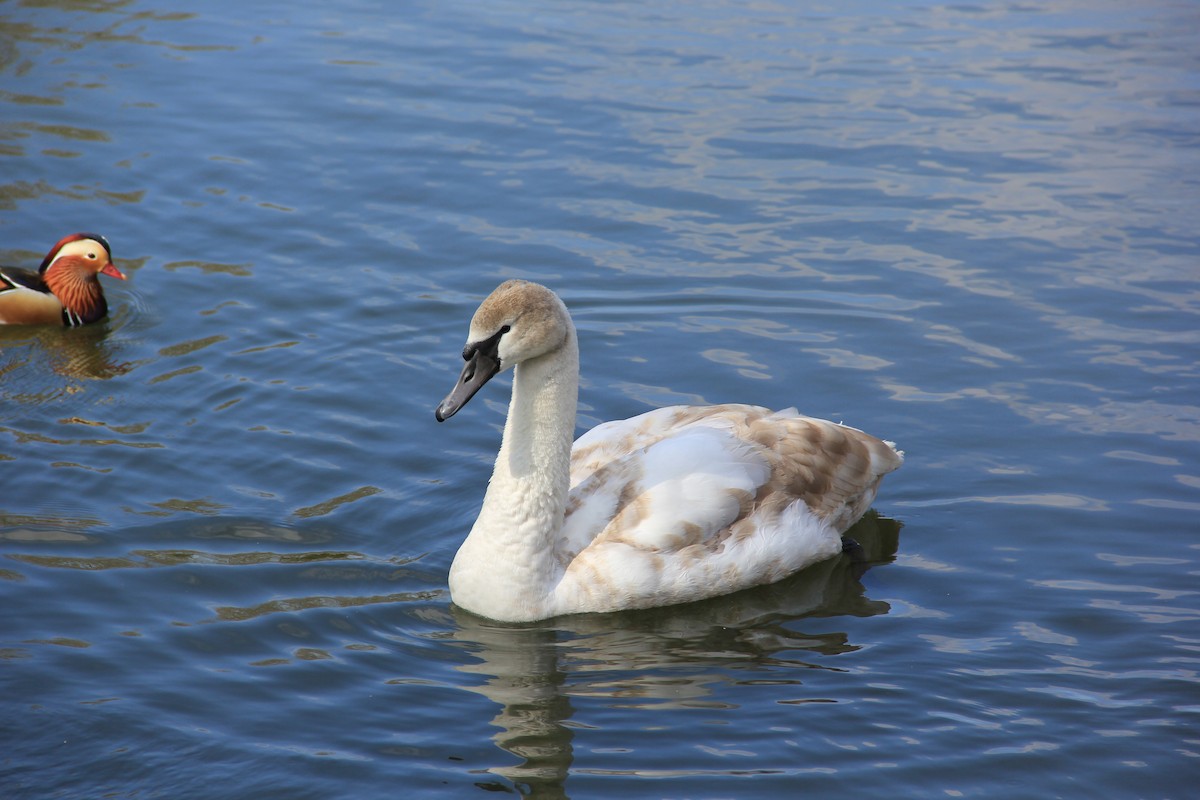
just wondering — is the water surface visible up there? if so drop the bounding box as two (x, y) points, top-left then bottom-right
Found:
(2, 1), (1198, 798)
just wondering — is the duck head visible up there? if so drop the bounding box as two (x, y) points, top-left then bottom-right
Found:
(41, 233), (126, 325)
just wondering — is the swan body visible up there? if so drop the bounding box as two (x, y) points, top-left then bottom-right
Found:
(436, 280), (902, 622)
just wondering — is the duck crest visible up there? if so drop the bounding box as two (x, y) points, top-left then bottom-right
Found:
(39, 232), (112, 274)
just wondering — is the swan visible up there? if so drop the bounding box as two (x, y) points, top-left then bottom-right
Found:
(435, 280), (903, 622)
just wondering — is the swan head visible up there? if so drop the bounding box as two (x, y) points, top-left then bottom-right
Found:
(436, 280), (571, 421)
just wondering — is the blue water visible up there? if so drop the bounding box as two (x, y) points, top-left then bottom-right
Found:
(2, 1), (1198, 797)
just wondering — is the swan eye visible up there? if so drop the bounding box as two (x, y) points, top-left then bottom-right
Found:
(500, 325), (511, 335)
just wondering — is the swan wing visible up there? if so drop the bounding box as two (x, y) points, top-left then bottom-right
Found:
(556, 404), (902, 610)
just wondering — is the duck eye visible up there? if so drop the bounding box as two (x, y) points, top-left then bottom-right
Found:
(87, 252), (97, 259)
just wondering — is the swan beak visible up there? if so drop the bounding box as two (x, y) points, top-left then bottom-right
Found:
(436, 342), (501, 422)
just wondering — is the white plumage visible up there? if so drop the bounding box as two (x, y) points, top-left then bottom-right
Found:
(436, 280), (902, 622)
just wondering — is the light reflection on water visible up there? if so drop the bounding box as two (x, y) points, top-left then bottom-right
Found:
(2, 1), (1198, 798)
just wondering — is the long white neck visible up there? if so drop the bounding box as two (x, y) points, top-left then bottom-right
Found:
(449, 327), (579, 620)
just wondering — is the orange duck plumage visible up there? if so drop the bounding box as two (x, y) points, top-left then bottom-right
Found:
(0, 233), (126, 326)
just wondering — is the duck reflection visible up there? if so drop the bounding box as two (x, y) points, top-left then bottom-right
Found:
(450, 512), (900, 798)
(0, 319), (133, 398)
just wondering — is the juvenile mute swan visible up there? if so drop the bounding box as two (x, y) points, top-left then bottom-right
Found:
(435, 280), (902, 622)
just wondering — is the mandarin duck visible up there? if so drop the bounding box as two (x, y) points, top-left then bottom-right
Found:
(0, 233), (126, 327)
(435, 279), (903, 621)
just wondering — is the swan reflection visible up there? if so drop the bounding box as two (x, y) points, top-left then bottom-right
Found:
(450, 512), (900, 797)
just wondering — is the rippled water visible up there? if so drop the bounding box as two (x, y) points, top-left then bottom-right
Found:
(2, 1), (1198, 798)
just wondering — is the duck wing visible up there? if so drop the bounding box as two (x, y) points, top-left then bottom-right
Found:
(0, 267), (63, 324)
(1, 267), (48, 293)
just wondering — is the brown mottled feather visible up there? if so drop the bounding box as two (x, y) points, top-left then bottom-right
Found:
(564, 404), (902, 565)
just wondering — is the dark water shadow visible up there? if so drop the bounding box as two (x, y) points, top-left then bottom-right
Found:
(447, 512), (901, 799)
